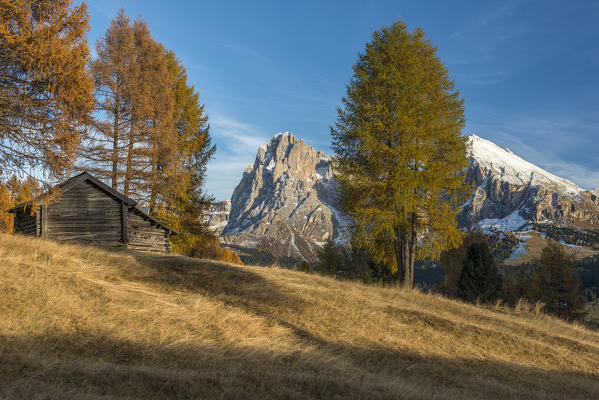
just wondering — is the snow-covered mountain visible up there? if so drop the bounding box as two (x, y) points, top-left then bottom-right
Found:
(210, 133), (599, 261)
(460, 135), (599, 232)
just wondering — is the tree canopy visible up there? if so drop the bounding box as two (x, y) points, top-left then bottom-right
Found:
(82, 10), (175, 206)
(81, 9), (217, 259)
(0, 0), (93, 180)
(331, 19), (469, 287)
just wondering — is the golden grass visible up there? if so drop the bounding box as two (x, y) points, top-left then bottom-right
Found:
(1, 233), (598, 399)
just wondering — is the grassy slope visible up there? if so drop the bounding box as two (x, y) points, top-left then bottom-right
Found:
(1, 234), (598, 400)
(504, 231), (598, 266)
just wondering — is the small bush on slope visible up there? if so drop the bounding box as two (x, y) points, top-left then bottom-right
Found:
(0, 233), (598, 399)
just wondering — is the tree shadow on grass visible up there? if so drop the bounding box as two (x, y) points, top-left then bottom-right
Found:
(1, 332), (598, 400)
(126, 252), (319, 337)
(48, 250), (596, 399)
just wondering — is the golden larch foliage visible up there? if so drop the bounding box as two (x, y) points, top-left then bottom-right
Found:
(0, 0), (93, 179)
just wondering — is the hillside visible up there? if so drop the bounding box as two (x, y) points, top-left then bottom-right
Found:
(1, 234), (599, 399)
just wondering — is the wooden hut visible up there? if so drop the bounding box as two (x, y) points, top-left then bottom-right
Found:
(7, 172), (176, 252)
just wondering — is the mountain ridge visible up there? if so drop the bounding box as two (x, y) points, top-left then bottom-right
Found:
(211, 132), (599, 261)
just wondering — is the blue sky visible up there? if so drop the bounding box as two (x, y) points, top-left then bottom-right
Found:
(86, 0), (599, 200)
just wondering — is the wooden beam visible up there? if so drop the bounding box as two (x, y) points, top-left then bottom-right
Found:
(41, 204), (47, 238)
(121, 201), (129, 244)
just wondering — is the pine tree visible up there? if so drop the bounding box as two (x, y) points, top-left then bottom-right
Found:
(331, 19), (469, 287)
(457, 242), (502, 303)
(532, 243), (586, 320)
(316, 241), (345, 275)
(0, 0), (94, 180)
(439, 230), (487, 297)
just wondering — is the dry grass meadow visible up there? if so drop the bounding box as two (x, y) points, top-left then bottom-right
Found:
(503, 231), (598, 266)
(1, 233), (598, 399)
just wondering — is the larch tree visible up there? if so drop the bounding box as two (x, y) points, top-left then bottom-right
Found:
(0, 0), (93, 180)
(0, 175), (41, 232)
(84, 9), (134, 189)
(532, 243), (586, 320)
(81, 10), (177, 208)
(81, 9), (217, 257)
(331, 19), (469, 288)
(154, 51), (215, 255)
(125, 18), (175, 210)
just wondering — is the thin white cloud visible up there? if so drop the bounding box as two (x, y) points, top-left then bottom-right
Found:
(205, 159), (253, 201)
(206, 114), (271, 200)
(450, 2), (516, 39)
(210, 113), (269, 155)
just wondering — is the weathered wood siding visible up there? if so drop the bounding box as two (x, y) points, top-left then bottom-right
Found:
(13, 207), (38, 236)
(127, 210), (171, 253)
(45, 180), (123, 246)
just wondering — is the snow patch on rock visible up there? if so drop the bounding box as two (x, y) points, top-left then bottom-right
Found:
(478, 210), (528, 233)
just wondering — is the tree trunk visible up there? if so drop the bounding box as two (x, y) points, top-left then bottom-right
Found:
(149, 119), (158, 214)
(408, 212), (417, 287)
(402, 234), (410, 285)
(111, 101), (120, 189)
(395, 227), (405, 283)
(394, 217), (416, 289)
(124, 121), (135, 196)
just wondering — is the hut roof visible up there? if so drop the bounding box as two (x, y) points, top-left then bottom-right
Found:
(7, 172), (177, 235)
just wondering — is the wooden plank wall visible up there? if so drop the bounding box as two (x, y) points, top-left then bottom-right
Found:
(13, 207), (38, 236)
(127, 210), (171, 253)
(45, 180), (123, 246)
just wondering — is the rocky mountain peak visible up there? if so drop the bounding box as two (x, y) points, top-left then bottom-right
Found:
(253, 132), (330, 183)
(221, 132), (344, 261)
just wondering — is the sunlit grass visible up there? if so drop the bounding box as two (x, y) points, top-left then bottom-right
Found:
(1, 233), (598, 399)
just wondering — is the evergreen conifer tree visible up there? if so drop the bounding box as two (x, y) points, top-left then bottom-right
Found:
(457, 242), (502, 303)
(316, 241), (344, 275)
(440, 230), (486, 297)
(331, 19), (469, 287)
(532, 243), (586, 320)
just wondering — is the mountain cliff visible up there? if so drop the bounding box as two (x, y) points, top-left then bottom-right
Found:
(212, 133), (598, 261)
(460, 135), (599, 233)
(220, 133), (348, 261)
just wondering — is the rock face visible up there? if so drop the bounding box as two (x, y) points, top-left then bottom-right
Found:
(217, 132), (599, 261)
(206, 200), (231, 234)
(221, 132), (348, 261)
(460, 135), (599, 232)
